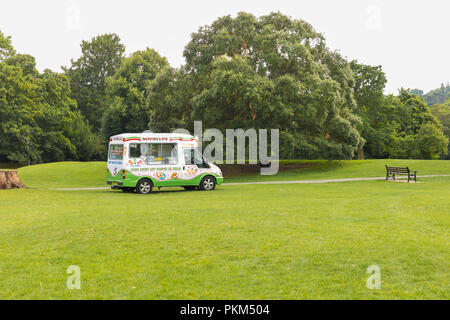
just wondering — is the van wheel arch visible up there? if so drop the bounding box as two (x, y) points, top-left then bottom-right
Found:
(136, 178), (153, 194)
(199, 175), (217, 191)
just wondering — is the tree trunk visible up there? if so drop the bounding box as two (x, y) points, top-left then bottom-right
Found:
(357, 146), (365, 160)
(0, 170), (26, 189)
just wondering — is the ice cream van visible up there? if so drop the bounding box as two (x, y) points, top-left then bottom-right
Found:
(107, 132), (223, 194)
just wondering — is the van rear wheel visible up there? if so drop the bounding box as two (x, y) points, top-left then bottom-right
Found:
(137, 179), (153, 194)
(199, 176), (216, 191)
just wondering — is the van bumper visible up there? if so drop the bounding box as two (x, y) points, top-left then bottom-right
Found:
(107, 180), (123, 186)
(216, 176), (224, 185)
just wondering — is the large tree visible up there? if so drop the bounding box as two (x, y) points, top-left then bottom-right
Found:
(383, 90), (448, 159)
(350, 62), (448, 159)
(0, 61), (80, 163)
(151, 12), (364, 159)
(0, 59), (40, 163)
(102, 48), (169, 138)
(63, 33), (125, 130)
(148, 66), (194, 132)
(428, 99), (450, 159)
(350, 61), (390, 158)
(0, 32), (103, 164)
(0, 31), (15, 61)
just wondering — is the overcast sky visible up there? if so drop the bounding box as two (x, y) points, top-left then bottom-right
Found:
(1, 0), (448, 94)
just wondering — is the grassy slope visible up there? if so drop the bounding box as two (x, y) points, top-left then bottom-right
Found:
(18, 161), (106, 188)
(17, 159), (450, 188)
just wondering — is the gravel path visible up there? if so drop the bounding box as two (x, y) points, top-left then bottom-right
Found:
(49, 174), (450, 190)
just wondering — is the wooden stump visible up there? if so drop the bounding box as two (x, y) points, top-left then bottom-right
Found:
(0, 170), (26, 189)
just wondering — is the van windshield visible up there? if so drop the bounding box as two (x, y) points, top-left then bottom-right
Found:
(109, 144), (124, 160)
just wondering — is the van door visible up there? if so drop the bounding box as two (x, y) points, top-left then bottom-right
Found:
(182, 148), (210, 180)
(108, 143), (124, 177)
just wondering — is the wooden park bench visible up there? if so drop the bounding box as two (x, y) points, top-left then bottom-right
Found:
(385, 165), (417, 182)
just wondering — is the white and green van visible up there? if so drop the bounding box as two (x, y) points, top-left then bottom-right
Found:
(107, 133), (223, 194)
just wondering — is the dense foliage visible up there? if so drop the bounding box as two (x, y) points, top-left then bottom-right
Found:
(350, 61), (447, 159)
(102, 48), (169, 139)
(0, 12), (448, 164)
(429, 99), (450, 159)
(0, 33), (103, 163)
(63, 34), (125, 130)
(150, 12), (364, 159)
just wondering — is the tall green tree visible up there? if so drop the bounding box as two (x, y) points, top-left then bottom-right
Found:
(383, 90), (448, 159)
(0, 30), (15, 61)
(350, 61), (391, 158)
(0, 32), (103, 164)
(36, 69), (106, 162)
(148, 66), (194, 132)
(0, 60), (40, 163)
(63, 33), (125, 130)
(152, 12), (364, 159)
(102, 48), (169, 138)
(414, 123), (448, 159)
(0, 61), (78, 163)
(429, 99), (450, 159)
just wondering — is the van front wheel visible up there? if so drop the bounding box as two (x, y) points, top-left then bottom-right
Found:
(199, 176), (216, 191)
(137, 179), (153, 194)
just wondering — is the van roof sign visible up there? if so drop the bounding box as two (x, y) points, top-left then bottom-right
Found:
(110, 133), (198, 148)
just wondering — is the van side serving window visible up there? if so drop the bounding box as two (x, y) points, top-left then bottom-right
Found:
(129, 143), (178, 165)
(109, 144), (124, 160)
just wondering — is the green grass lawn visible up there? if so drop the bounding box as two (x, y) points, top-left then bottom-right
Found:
(225, 159), (450, 183)
(18, 161), (107, 188)
(0, 160), (449, 299)
(17, 159), (450, 188)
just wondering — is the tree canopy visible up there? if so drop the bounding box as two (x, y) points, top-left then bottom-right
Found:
(350, 60), (447, 160)
(63, 33), (125, 130)
(430, 99), (450, 159)
(102, 48), (169, 139)
(151, 12), (364, 159)
(0, 31), (15, 60)
(0, 31), (103, 164)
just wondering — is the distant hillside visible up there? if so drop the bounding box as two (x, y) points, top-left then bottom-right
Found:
(420, 83), (450, 105)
